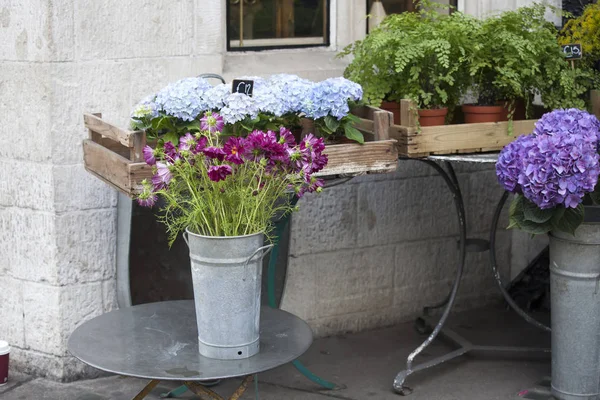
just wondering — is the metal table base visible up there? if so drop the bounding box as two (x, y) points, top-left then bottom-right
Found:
(134, 376), (254, 400)
(393, 155), (550, 396)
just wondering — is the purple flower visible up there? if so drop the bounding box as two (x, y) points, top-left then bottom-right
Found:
(279, 127), (296, 146)
(203, 146), (226, 161)
(223, 137), (246, 165)
(143, 145), (156, 166)
(207, 165), (233, 182)
(244, 130), (288, 164)
(137, 193), (158, 207)
(163, 142), (179, 162)
(179, 133), (196, 152)
(200, 112), (225, 133)
(193, 136), (208, 154)
(152, 162), (173, 190)
(497, 109), (600, 209)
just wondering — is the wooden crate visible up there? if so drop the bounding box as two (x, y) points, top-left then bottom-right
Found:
(389, 99), (537, 158)
(83, 108), (398, 197)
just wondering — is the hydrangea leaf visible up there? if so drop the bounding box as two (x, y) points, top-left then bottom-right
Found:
(324, 115), (341, 133)
(522, 198), (555, 223)
(344, 125), (365, 144)
(553, 204), (584, 236)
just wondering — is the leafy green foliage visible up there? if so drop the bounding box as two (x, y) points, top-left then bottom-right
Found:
(340, 0), (476, 112)
(508, 194), (585, 236)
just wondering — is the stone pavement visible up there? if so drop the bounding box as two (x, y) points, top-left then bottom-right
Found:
(0, 305), (550, 400)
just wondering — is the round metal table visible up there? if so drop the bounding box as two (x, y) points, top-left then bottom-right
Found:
(68, 301), (313, 400)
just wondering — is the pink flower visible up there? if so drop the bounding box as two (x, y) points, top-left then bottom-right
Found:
(142, 145), (156, 165)
(223, 137), (246, 165)
(152, 162), (172, 190)
(207, 165), (232, 182)
(279, 127), (296, 146)
(193, 136), (208, 154)
(200, 112), (225, 133)
(203, 146), (226, 161)
(178, 133), (196, 152)
(137, 193), (158, 207)
(163, 142), (179, 162)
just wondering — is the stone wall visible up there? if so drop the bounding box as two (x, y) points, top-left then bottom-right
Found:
(1, 0), (513, 380)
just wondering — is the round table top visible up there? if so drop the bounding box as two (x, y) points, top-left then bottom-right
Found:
(68, 301), (313, 381)
(428, 153), (499, 164)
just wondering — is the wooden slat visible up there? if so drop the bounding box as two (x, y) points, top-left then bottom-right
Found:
(130, 130), (147, 162)
(354, 118), (374, 135)
(373, 109), (392, 140)
(592, 90), (600, 119)
(83, 139), (133, 193)
(83, 113), (135, 147)
(400, 99), (417, 127)
(392, 119), (536, 157)
(315, 140), (398, 177)
(129, 162), (154, 196)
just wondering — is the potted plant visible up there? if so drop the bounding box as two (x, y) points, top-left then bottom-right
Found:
(341, 1), (477, 126)
(496, 109), (600, 400)
(465, 5), (562, 123)
(560, 3), (600, 73)
(131, 74), (367, 144)
(136, 114), (327, 360)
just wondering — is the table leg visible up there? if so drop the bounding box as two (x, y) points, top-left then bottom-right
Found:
(393, 159), (467, 395)
(228, 375), (254, 400)
(489, 191), (551, 332)
(132, 379), (161, 400)
(184, 381), (223, 400)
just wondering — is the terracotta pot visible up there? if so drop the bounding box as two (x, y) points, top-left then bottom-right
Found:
(418, 108), (448, 127)
(462, 104), (505, 124)
(380, 101), (401, 125)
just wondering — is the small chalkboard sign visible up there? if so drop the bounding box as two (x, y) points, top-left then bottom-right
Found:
(232, 79), (254, 97)
(562, 44), (583, 60)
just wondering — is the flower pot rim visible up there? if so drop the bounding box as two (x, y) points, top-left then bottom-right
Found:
(418, 107), (448, 116)
(462, 104), (505, 112)
(185, 228), (264, 240)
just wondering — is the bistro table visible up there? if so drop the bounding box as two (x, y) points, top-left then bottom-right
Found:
(393, 154), (551, 395)
(68, 301), (313, 400)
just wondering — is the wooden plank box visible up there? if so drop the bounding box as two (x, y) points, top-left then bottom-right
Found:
(83, 107), (398, 197)
(389, 99), (538, 158)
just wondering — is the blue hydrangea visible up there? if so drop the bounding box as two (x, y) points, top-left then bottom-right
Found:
(497, 109), (600, 209)
(253, 85), (288, 117)
(302, 77), (363, 120)
(203, 83), (231, 111)
(220, 93), (259, 124)
(154, 77), (212, 121)
(268, 74), (314, 113)
(131, 94), (159, 119)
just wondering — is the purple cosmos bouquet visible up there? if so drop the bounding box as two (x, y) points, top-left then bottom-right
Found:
(496, 109), (600, 235)
(137, 113), (328, 244)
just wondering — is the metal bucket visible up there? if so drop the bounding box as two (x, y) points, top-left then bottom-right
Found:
(184, 229), (273, 360)
(550, 222), (600, 400)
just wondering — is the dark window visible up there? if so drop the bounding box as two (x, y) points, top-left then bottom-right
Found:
(227, 0), (330, 51)
(366, 0), (458, 16)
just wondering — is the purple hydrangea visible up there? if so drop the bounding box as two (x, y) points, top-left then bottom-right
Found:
(497, 109), (600, 209)
(154, 77), (212, 121)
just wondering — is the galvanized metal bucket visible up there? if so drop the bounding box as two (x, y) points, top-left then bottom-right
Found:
(184, 229), (273, 360)
(550, 221), (600, 400)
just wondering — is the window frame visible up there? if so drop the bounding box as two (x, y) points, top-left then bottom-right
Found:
(226, 0), (331, 52)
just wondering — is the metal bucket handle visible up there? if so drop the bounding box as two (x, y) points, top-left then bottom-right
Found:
(182, 232), (274, 266)
(243, 244), (274, 268)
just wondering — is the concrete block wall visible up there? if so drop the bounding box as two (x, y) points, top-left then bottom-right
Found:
(1, 0), (516, 380)
(281, 161), (511, 336)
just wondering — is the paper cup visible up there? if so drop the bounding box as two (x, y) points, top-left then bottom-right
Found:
(0, 341), (9, 386)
